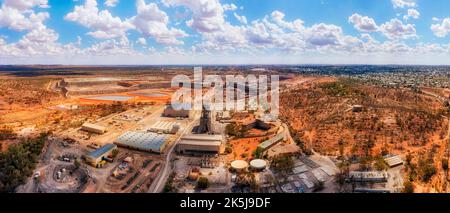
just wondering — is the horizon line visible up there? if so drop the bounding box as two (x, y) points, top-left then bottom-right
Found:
(2, 63), (450, 67)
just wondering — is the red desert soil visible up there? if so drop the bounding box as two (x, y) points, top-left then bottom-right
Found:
(280, 77), (450, 192)
(226, 136), (269, 161)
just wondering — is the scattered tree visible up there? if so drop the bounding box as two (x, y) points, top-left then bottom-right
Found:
(197, 177), (209, 190)
(224, 145), (233, 154)
(374, 156), (389, 171)
(111, 149), (119, 158)
(252, 147), (264, 159)
(441, 158), (449, 171)
(163, 172), (177, 193)
(271, 155), (294, 175)
(402, 181), (414, 193)
(74, 159), (80, 170)
(0, 132), (49, 192)
(418, 159), (436, 182)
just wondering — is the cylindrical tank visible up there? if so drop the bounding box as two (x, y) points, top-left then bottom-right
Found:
(231, 160), (248, 172)
(250, 159), (267, 171)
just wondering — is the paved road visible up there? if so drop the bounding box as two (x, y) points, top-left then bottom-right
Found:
(149, 111), (200, 193)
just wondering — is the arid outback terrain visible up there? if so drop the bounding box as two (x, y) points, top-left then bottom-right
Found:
(0, 65), (449, 193)
(280, 76), (450, 192)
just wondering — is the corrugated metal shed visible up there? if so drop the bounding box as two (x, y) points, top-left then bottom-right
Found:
(384, 155), (404, 168)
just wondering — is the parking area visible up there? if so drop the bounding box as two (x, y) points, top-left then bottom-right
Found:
(261, 155), (339, 193)
(171, 155), (231, 193)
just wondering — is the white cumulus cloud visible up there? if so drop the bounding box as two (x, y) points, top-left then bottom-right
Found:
(163, 0), (226, 33)
(392, 0), (416, 8)
(222, 3), (237, 11)
(403, 9), (420, 20)
(104, 0), (119, 7)
(431, 18), (450, 38)
(0, 0), (50, 31)
(233, 13), (247, 25)
(136, 37), (146, 45)
(65, 0), (133, 39)
(380, 18), (416, 40)
(131, 0), (187, 45)
(348, 13), (379, 32)
(4, 0), (49, 11)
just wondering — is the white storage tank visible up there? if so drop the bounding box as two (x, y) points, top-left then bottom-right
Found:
(230, 160), (249, 172)
(250, 159), (267, 171)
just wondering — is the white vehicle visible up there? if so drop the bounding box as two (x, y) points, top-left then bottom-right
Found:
(33, 171), (41, 179)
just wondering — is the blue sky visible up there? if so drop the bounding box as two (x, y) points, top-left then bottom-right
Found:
(1, 0), (450, 64)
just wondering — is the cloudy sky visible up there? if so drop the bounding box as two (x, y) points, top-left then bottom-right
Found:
(1, 0), (450, 65)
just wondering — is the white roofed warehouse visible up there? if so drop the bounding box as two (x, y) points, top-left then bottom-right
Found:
(114, 131), (170, 153)
(148, 121), (180, 134)
(176, 134), (223, 155)
(81, 123), (107, 134)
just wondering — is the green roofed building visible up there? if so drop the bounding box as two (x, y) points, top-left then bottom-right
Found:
(258, 133), (285, 151)
(85, 143), (117, 167)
